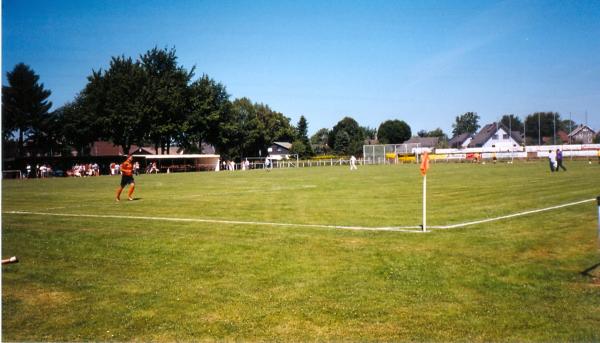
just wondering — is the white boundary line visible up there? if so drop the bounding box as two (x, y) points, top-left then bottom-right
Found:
(3, 211), (425, 233)
(428, 198), (595, 230)
(3, 198), (594, 233)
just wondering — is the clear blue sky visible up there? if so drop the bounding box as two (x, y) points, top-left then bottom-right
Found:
(3, 0), (600, 135)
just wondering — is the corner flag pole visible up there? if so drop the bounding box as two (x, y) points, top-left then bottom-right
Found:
(423, 173), (427, 232)
(420, 152), (430, 232)
(597, 196), (600, 246)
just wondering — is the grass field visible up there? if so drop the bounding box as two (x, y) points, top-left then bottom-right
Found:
(2, 161), (600, 341)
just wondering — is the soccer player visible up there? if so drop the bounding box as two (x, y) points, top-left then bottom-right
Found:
(115, 155), (135, 201)
(548, 150), (557, 172)
(350, 155), (358, 170)
(556, 149), (567, 171)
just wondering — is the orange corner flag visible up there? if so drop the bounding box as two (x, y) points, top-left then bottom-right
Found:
(420, 152), (429, 176)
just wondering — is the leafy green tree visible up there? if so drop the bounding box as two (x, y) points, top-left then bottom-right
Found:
(377, 119), (411, 144)
(310, 128), (330, 154)
(54, 95), (102, 156)
(184, 74), (231, 153)
(227, 97), (258, 158)
(290, 139), (307, 158)
(227, 98), (295, 159)
(2, 63), (53, 157)
(139, 47), (193, 154)
(329, 117), (364, 155)
(500, 114), (524, 133)
(255, 102), (296, 151)
(417, 127), (448, 147)
(81, 56), (146, 154)
(524, 112), (564, 144)
(334, 130), (351, 155)
(426, 128), (447, 139)
(361, 126), (377, 141)
(452, 112), (480, 136)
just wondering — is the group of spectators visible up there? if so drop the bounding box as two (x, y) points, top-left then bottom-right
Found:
(68, 163), (101, 177)
(219, 158), (258, 171)
(25, 164), (53, 178)
(110, 161), (150, 175)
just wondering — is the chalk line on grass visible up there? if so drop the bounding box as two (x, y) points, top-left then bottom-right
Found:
(4, 197), (594, 233)
(3, 210), (425, 233)
(428, 198), (595, 230)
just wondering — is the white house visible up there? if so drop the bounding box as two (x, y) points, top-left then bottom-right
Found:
(468, 123), (523, 150)
(268, 142), (292, 160)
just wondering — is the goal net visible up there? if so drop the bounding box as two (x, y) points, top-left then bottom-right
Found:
(363, 143), (421, 164)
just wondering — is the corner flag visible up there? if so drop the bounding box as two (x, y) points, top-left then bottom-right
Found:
(420, 152), (430, 232)
(420, 152), (430, 176)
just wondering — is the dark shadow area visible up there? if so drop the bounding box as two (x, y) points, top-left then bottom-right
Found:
(581, 262), (600, 277)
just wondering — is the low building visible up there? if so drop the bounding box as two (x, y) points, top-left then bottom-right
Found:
(269, 142), (292, 160)
(448, 133), (473, 149)
(568, 125), (596, 144)
(404, 136), (439, 148)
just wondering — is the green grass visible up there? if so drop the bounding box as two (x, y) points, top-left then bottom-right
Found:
(2, 161), (600, 341)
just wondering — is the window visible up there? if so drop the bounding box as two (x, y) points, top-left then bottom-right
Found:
(503, 134), (509, 139)
(492, 134), (499, 140)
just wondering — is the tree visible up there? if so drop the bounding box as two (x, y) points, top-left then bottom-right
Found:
(227, 98), (295, 159)
(524, 112), (564, 144)
(184, 74), (231, 153)
(334, 130), (351, 155)
(416, 127), (448, 147)
(294, 115), (313, 158)
(54, 96), (102, 156)
(426, 128), (447, 139)
(139, 47), (193, 154)
(81, 56), (146, 154)
(310, 128), (330, 154)
(2, 63), (53, 157)
(500, 114), (524, 134)
(452, 112), (480, 136)
(377, 119), (411, 144)
(361, 126), (377, 142)
(329, 117), (364, 155)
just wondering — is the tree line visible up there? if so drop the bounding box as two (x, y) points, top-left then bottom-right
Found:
(2, 47), (592, 161)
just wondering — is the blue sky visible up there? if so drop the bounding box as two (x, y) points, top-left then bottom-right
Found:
(3, 0), (600, 135)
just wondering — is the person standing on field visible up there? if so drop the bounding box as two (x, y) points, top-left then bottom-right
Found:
(350, 155), (358, 170)
(548, 150), (557, 172)
(556, 149), (566, 171)
(116, 155), (135, 201)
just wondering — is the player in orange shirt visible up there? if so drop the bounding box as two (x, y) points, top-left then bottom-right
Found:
(116, 155), (135, 201)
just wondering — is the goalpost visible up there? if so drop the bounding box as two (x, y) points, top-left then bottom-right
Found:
(363, 143), (421, 165)
(2, 170), (23, 179)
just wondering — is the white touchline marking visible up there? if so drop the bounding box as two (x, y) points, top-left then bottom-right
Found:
(4, 198), (594, 233)
(428, 198), (595, 229)
(2, 211), (425, 233)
